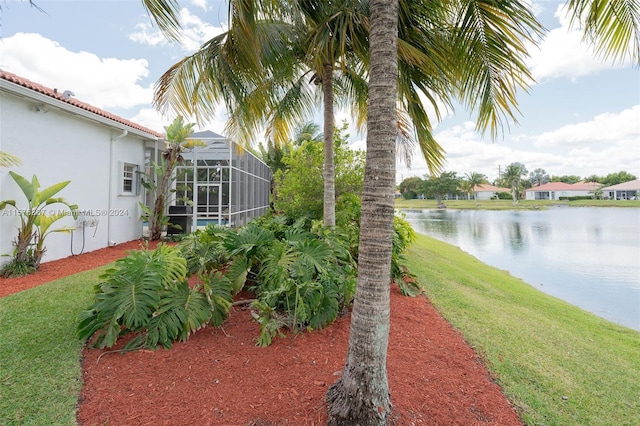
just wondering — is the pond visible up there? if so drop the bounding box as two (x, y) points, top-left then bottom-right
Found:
(401, 207), (640, 331)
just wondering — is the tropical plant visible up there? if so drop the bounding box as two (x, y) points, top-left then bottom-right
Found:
(142, 0), (449, 229)
(139, 116), (206, 240)
(391, 214), (419, 296)
(139, 0), (640, 423)
(0, 172), (78, 276)
(274, 123), (365, 220)
(502, 162), (529, 204)
(0, 151), (20, 168)
(77, 243), (234, 350)
(175, 215), (360, 347)
(463, 172), (487, 206)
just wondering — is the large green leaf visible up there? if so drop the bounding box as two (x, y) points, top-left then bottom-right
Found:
(201, 271), (233, 326)
(77, 245), (188, 349)
(143, 280), (212, 349)
(37, 181), (71, 207)
(8, 171), (35, 204)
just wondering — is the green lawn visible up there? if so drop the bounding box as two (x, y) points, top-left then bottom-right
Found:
(0, 267), (107, 426)
(406, 234), (640, 426)
(1, 237), (638, 425)
(395, 198), (640, 210)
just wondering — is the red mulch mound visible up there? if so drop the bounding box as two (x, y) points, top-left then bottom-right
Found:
(1, 240), (522, 425)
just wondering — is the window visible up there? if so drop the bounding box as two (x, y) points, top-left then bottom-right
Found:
(121, 162), (139, 195)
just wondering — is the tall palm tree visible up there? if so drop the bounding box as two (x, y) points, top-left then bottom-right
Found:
(143, 0), (451, 228)
(464, 171), (487, 206)
(325, 0), (396, 422)
(502, 162), (528, 204)
(140, 1), (639, 423)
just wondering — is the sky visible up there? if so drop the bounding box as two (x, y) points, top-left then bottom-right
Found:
(0, 0), (638, 184)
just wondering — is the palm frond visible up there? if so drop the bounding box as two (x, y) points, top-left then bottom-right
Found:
(140, 0), (182, 43)
(566, 0), (640, 65)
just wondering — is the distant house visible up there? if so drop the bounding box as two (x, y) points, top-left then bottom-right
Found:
(0, 69), (162, 266)
(472, 184), (511, 200)
(524, 181), (601, 200)
(601, 179), (640, 200)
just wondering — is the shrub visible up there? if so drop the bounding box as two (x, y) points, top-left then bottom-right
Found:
(77, 244), (233, 350)
(0, 172), (78, 276)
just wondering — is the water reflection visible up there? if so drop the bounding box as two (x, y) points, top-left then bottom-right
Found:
(402, 207), (640, 331)
(507, 221), (526, 252)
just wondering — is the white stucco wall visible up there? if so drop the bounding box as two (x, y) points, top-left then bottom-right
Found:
(476, 191), (500, 200)
(0, 89), (153, 266)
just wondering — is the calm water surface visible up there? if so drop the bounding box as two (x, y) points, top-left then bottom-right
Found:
(402, 207), (640, 330)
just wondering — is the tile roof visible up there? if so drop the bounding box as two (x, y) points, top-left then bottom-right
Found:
(602, 179), (640, 191)
(474, 184), (511, 192)
(0, 69), (163, 138)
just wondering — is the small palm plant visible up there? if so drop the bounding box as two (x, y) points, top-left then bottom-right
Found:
(0, 172), (78, 277)
(140, 116), (206, 240)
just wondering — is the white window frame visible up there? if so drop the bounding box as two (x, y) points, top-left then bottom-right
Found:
(120, 162), (140, 196)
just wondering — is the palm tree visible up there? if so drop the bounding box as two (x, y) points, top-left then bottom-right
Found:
(143, 0), (452, 228)
(140, 1), (639, 423)
(464, 172), (487, 206)
(502, 162), (528, 204)
(325, 0), (396, 422)
(144, 116), (205, 240)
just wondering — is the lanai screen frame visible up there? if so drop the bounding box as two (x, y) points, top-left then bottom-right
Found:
(173, 132), (272, 229)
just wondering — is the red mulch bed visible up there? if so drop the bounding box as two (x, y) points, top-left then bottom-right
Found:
(0, 240), (522, 425)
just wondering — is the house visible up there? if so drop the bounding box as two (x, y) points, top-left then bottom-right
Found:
(473, 184), (512, 200)
(524, 181), (601, 200)
(601, 179), (640, 200)
(170, 130), (272, 229)
(0, 69), (163, 266)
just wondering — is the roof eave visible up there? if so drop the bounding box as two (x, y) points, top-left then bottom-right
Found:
(1, 79), (161, 141)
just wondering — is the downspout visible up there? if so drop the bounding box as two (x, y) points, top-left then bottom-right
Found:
(108, 129), (128, 246)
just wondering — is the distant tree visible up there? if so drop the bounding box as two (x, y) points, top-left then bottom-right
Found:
(463, 172), (487, 205)
(583, 174), (602, 184)
(529, 168), (550, 187)
(420, 171), (460, 207)
(293, 121), (323, 146)
(601, 171), (637, 186)
(502, 162), (528, 203)
(398, 176), (423, 199)
(551, 175), (583, 184)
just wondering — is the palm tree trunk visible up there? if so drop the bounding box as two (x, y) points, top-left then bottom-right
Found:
(323, 63), (336, 227)
(150, 156), (175, 240)
(326, 0), (397, 423)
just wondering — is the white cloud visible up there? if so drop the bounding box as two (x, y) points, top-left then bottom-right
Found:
(534, 106), (640, 147)
(397, 105), (640, 184)
(130, 8), (225, 52)
(0, 33), (153, 110)
(190, 0), (209, 11)
(527, 3), (631, 82)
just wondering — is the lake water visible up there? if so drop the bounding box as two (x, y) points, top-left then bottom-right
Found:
(401, 207), (640, 331)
